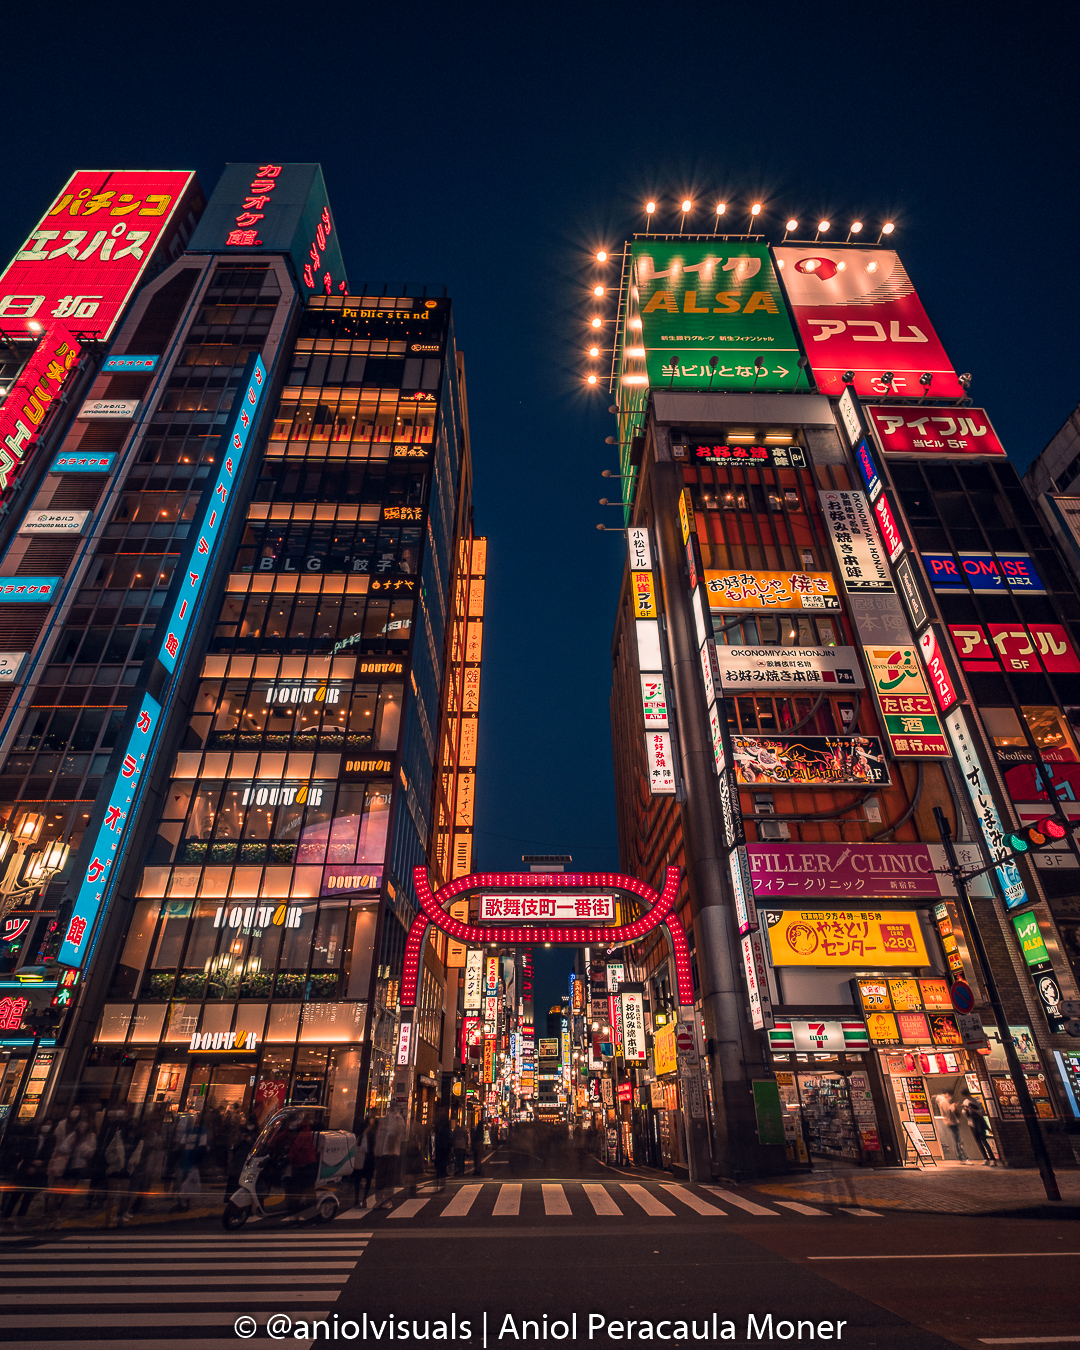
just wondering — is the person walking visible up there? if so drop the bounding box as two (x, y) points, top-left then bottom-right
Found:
(433, 1113), (452, 1192)
(962, 1094), (996, 1165)
(372, 1104), (406, 1209)
(104, 1115), (141, 1227)
(934, 1091), (968, 1163)
(353, 1115), (377, 1208)
(451, 1119), (468, 1177)
(224, 1113), (258, 1201)
(470, 1118), (485, 1177)
(1, 1120), (55, 1229)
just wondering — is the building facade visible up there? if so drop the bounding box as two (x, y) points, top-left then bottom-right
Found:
(0, 163), (482, 1138)
(605, 233), (1080, 1177)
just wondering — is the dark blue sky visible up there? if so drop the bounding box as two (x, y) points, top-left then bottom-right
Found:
(4, 1), (1076, 899)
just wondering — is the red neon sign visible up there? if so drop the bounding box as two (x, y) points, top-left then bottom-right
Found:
(0, 171), (195, 339)
(0, 323), (81, 499)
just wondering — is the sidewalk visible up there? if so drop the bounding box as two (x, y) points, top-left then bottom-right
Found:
(753, 1162), (1080, 1215)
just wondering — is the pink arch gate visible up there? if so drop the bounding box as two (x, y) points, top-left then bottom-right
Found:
(400, 864), (692, 1023)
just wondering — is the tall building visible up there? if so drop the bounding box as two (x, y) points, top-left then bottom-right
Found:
(603, 227), (1080, 1177)
(0, 163), (481, 1136)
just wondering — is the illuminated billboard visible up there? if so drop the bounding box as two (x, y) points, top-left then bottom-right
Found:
(0, 323), (81, 498)
(865, 405), (1005, 457)
(761, 908), (931, 968)
(0, 170), (197, 340)
(732, 734), (890, 787)
(704, 569), (840, 610)
(621, 240), (807, 392)
(773, 246), (961, 400)
(862, 645), (951, 759)
(187, 162), (347, 298)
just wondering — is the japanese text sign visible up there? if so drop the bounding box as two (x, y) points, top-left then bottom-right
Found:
(620, 990), (647, 1060)
(865, 405), (1005, 457)
(946, 706), (1029, 910)
(0, 576), (60, 602)
(640, 674), (669, 729)
(773, 246), (962, 399)
(479, 894), (614, 923)
(49, 452), (115, 474)
(464, 949), (483, 1010)
(746, 842), (946, 899)
(1012, 912), (1051, 969)
(853, 439), (883, 502)
(715, 644), (864, 691)
(159, 356), (265, 674)
(917, 627), (960, 713)
(741, 931), (775, 1029)
(59, 692), (161, 967)
(704, 568), (840, 610)
(653, 1022), (678, 1076)
(0, 171), (195, 339)
(732, 734), (891, 787)
(625, 240), (806, 392)
(627, 527), (652, 571)
(863, 646), (951, 758)
(632, 570), (657, 619)
(646, 731), (677, 794)
(874, 493), (905, 563)
(818, 490), (894, 592)
(947, 622), (1080, 674)
(0, 323), (81, 498)
(762, 908), (931, 968)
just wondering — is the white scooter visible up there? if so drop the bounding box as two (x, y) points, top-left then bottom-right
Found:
(222, 1105), (356, 1230)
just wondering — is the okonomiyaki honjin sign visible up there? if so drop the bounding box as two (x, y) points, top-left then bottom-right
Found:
(732, 735), (890, 787)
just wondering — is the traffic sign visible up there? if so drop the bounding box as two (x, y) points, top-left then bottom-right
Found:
(950, 979), (975, 1014)
(675, 1026), (695, 1053)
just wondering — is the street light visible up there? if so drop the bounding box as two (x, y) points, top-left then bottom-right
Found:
(0, 812), (69, 927)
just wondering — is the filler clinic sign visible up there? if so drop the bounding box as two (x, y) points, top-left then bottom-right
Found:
(159, 356), (266, 674)
(59, 692), (161, 967)
(0, 170), (196, 339)
(624, 240), (807, 392)
(773, 246), (962, 400)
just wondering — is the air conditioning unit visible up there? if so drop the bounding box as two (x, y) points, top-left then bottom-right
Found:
(757, 820), (790, 841)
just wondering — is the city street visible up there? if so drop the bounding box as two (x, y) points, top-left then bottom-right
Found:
(1, 1157), (1076, 1350)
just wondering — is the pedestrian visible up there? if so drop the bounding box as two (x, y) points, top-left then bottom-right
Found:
(224, 1113), (258, 1201)
(170, 1110), (207, 1212)
(353, 1115), (377, 1208)
(451, 1119), (468, 1177)
(104, 1115), (141, 1227)
(934, 1092), (968, 1163)
(44, 1117), (97, 1225)
(0, 1120), (55, 1229)
(471, 1118), (485, 1176)
(372, 1104), (406, 1209)
(433, 1112), (452, 1192)
(287, 1115), (319, 1213)
(961, 1094), (996, 1165)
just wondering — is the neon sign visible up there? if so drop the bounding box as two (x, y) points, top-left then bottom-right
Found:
(0, 323), (81, 498)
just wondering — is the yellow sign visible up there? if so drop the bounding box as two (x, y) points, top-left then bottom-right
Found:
(704, 569), (840, 611)
(679, 489), (693, 545)
(633, 571), (657, 619)
(887, 978), (922, 1011)
(447, 900), (469, 967)
(763, 909), (931, 968)
(865, 1012), (900, 1044)
(653, 1021), (677, 1076)
(856, 978), (890, 1012)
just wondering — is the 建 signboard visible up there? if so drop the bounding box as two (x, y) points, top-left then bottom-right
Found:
(59, 692), (161, 967)
(818, 490), (893, 592)
(0, 170), (196, 339)
(865, 405), (1006, 457)
(863, 645), (951, 758)
(714, 645), (864, 691)
(0, 323), (81, 499)
(732, 734), (890, 787)
(625, 240), (807, 392)
(773, 246), (962, 400)
(761, 908), (931, 968)
(704, 569), (840, 610)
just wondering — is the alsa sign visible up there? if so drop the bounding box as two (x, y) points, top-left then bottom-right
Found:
(865, 405), (1005, 458)
(0, 170), (195, 339)
(773, 246), (962, 400)
(0, 323), (81, 498)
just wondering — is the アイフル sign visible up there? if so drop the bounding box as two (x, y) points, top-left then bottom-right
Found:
(865, 405), (1005, 457)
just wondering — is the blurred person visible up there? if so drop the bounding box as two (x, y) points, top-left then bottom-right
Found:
(934, 1091), (968, 1163)
(104, 1115), (141, 1227)
(287, 1115), (318, 1212)
(471, 1119), (485, 1177)
(224, 1113), (258, 1201)
(1, 1120), (55, 1228)
(433, 1112), (452, 1192)
(372, 1104), (406, 1209)
(962, 1093), (996, 1165)
(452, 1119), (468, 1176)
(353, 1115), (377, 1208)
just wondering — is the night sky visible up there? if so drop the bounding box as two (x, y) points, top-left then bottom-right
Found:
(3, 3), (1076, 982)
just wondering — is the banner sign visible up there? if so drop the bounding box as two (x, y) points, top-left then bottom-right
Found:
(946, 706), (1029, 910)
(745, 842), (947, 899)
(78, 398), (137, 420)
(732, 734), (890, 787)
(464, 949), (483, 1010)
(761, 907), (931, 968)
(479, 894), (614, 922)
(158, 356), (266, 674)
(0, 576), (60, 602)
(818, 490), (893, 592)
(853, 439), (883, 503)
(862, 645), (951, 758)
(769, 1019), (868, 1053)
(773, 246), (962, 399)
(625, 240), (807, 392)
(917, 627), (960, 713)
(20, 509), (89, 533)
(714, 645), (864, 691)
(640, 674), (669, 729)
(632, 570), (657, 619)
(741, 930), (775, 1029)
(645, 731), (677, 794)
(704, 569), (840, 610)
(0, 170), (195, 339)
(59, 692), (161, 966)
(0, 323), (81, 498)
(947, 623), (1080, 674)
(49, 451), (116, 474)
(619, 990), (647, 1061)
(102, 354), (158, 372)
(923, 552), (1046, 594)
(865, 405), (1006, 457)
(874, 493), (905, 563)
(627, 527), (652, 571)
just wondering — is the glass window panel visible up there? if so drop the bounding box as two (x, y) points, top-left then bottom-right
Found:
(356, 788), (391, 864)
(184, 783), (224, 839)
(312, 904), (347, 969)
(151, 901), (193, 968)
(326, 786), (366, 863)
(375, 685), (402, 751)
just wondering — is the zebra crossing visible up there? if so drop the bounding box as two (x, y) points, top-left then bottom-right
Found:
(339, 1179), (880, 1223)
(0, 1229), (367, 1346)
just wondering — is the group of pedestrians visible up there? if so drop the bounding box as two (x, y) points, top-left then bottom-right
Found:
(935, 1090), (997, 1164)
(350, 1109), (486, 1210)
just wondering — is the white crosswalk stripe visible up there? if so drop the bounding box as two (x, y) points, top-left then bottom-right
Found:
(775, 1201), (831, 1216)
(661, 1184), (727, 1216)
(621, 1183), (675, 1216)
(543, 1183), (572, 1215)
(839, 1207), (883, 1217)
(704, 1187), (779, 1216)
(493, 1183), (521, 1215)
(0, 1231), (365, 1339)
(440, 1183), (483, 1217)
(583, 1183), (622, 1215)
(389, 1198), (430, 1219)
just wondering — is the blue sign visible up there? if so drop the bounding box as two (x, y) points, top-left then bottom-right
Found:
(0, 576), (60, 602)
(50, 452), (116, 474)
(854, 438), (882, 503)
(59, 692), (161, 968)
(102, 354), (158, 373)
(158, 356), (266, 674)
(923, 551), (1046, 594)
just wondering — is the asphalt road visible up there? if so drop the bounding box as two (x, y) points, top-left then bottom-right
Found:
(1, 1153), (1076, 1350)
